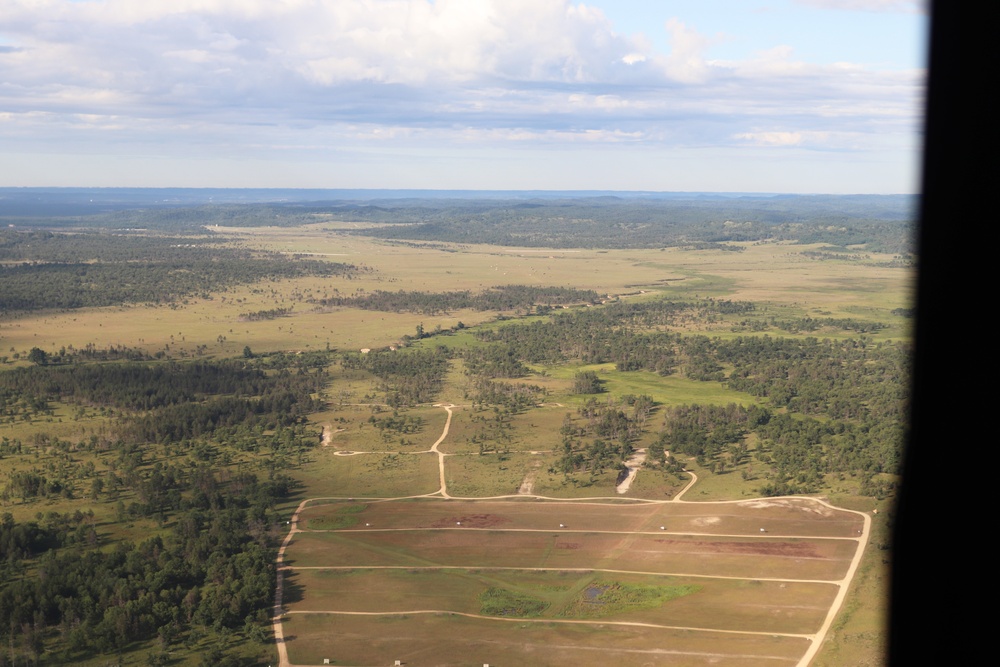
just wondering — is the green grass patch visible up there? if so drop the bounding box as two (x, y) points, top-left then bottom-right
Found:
(531, 468), (621, 498)
(478, 587), (549, 618)
(536, 362), (763, 409)
(292, 448), (441, 499)
(305, 502), (369, 529)
(679, 456), (767, 501)
(629, 267), (737, 297)
(445, 451), (538, 497)
(558, 580), (701, 619)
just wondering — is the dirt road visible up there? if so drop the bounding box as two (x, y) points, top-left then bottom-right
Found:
(272, 405), (870, 667)
(430, 403), (454, 498)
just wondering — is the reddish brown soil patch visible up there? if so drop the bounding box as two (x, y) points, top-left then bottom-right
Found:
(653, 539), (822, 558)
(431, 514), (511, 528)
(556, 542), (582, 550)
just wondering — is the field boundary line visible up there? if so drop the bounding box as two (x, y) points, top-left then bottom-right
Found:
(283, 609), (814, 639)
(795, 503), (871, 666)
(299, 526), (861, 541)
(284, 564), (844, 585)
(291, 492), (853, 507)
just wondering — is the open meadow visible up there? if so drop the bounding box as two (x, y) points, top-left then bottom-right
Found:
(0, 230), (912, 360)
(280, 612), (812, 667)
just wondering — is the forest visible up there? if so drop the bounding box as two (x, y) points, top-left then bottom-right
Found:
(0, 230), (359, 311)
(319, 285), (600, 315)
(0, 352), (328, 665)
(457, 299), (907, 495)
(0, 473), (284, 666)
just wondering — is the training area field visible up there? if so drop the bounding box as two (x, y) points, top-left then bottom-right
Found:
(278, 497), (865, 666)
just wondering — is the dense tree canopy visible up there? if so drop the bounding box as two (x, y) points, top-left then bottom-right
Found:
(0, 230), (359, 312)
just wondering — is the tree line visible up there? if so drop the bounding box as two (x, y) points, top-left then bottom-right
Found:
(0, 229), (359, 311)
(341, 347), (451, 407)
(0, 470), (285, 665)
(0, 352), (326, 664)
(320, 285), (600, 315)
(463, 297), (907, 492)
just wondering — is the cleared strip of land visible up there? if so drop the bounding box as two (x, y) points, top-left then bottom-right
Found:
(284, 568), (836, 635)
(281, 612), (812, 667)
(285, 529), (855, 581)
(298, 497), (864, 538)
(275, 410), (871, 667)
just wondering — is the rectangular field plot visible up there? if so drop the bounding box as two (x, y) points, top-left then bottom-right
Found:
(284, 568), (836, 635)
(282, 612), (811, 667)
(443, 452), (543, 497)
(287, 529), (855, 581)
(648, 499), (864, 538)
(319, 404), (450, 453)
(297, 497), (863, 538)
(280, 497), (863, 665)
(292, 450), (442, 498)
(298, 497), (659, 532)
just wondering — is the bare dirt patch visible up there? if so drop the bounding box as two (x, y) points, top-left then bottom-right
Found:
(431, 514), (511, 529)
(739, 498), (834, 517)
(320, 423), (347, 447)
(653, 539), (822, 558)
(691, 516), (722, 527)
(615, 448), (647, 494)
(518, 469), (537, 495)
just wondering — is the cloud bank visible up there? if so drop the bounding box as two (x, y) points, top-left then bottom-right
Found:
(0, 0), (925, 191)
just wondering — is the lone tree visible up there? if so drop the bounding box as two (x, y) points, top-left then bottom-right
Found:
(27, 347), (49, 365)
(572, 371), (603, 394)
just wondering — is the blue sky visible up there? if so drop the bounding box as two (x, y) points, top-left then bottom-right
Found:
(598, 1), (924, 68)
(0, 0), (927, 193)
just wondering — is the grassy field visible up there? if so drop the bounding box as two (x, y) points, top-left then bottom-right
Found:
(289, 448), (442, 501)
(540, 363), (766, 409)
(288, 528), (857, 580)
(285, 568), (835, 634)
(0, 236), (912, 361)
(297, 498), (864, 538)
(279, 496), (861, 665)
(281, 611), (812, 667)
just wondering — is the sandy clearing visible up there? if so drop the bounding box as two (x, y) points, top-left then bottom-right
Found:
(319, 424), (345, 446)
(616, 448), (647, 494)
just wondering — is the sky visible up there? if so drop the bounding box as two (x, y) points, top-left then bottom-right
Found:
(0, 0), (928, 193)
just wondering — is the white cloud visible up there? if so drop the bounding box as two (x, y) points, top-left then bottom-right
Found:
(456, 127), (645, 143)
(0, 0), (924, 191)
(738, 131), (798, 146)
(1, 0), (659, 108)
(734, 131), (808, 146)
(662, 18), (711, 83)
(794, 0), (925, 13)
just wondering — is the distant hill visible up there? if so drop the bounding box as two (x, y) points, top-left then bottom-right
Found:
(0, 188), (915, 253)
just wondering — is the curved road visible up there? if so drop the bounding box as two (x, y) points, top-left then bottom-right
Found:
(429, 403), (454, 498)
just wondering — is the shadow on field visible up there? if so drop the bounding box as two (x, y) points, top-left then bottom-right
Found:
(282, 570), (305, 605)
